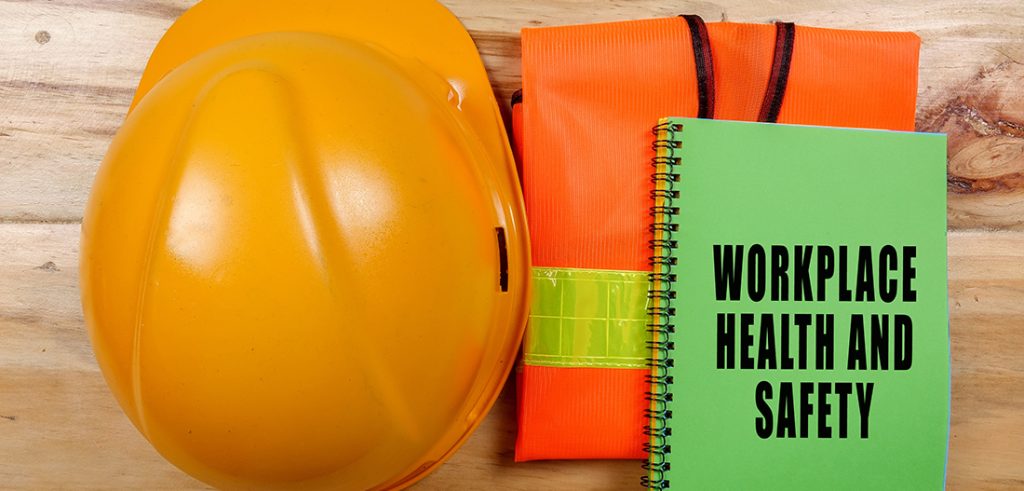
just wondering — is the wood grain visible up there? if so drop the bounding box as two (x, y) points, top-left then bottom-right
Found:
(2, 0), (1024, 226)
(1, 0), (1022, 489)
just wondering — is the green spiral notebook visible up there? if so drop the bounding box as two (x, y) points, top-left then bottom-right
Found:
(643, 118), (949, 489)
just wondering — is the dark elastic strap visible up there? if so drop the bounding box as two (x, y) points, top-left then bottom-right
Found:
(510, 88), (523, 108)
(758, 22), (796, 123)
(681, 15), (715, 119)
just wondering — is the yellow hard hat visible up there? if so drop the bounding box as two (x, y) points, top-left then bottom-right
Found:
(79, 0), (529, 489)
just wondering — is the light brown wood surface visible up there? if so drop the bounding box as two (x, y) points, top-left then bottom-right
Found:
(0, 0), (1021, 489)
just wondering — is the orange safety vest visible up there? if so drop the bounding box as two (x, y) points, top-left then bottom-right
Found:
(512, 15), (920, 461)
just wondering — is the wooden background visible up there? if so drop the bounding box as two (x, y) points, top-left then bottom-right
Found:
(1, 0), (1022, 489)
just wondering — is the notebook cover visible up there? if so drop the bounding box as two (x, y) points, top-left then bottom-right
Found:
(646, 118), (949, 489)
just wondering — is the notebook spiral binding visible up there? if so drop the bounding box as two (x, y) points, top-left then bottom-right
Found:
(642, 120), (681, 490)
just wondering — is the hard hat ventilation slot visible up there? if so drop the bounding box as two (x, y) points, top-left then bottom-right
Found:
(496, 227), (509, 292)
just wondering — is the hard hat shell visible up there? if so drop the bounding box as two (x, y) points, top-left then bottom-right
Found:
(79, 1), (529, 489)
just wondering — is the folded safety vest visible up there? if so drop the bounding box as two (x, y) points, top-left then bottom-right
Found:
(512, 15), (920, 461)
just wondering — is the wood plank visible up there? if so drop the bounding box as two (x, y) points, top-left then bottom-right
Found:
(947, 232), (1024, 489)
(1, 0), (1023, 229)
(0, 223), (1020, 488)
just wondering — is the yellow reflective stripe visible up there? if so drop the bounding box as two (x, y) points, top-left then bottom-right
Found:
(524, 267), (651, 369)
